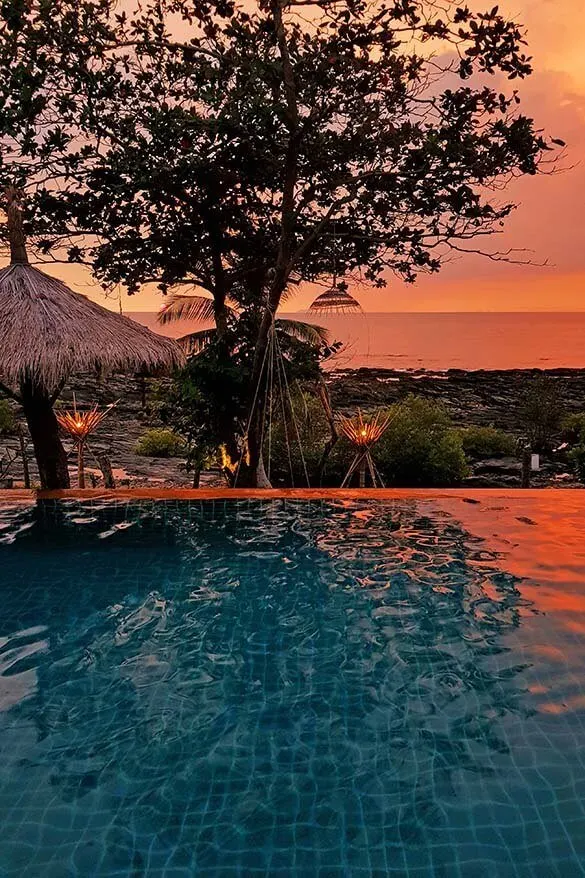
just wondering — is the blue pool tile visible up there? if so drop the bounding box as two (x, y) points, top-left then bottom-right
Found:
(1, 498), (585, 876)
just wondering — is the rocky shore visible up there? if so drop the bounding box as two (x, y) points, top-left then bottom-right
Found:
(327, 367), (585, 488)
(2, 367), (584, 489)
(328, 367), (585, 430)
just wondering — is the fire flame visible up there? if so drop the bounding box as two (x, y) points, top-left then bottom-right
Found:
(337, 408), (392, 448)
(56, 400), (117, 442)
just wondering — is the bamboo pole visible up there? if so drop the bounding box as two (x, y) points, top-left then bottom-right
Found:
(77, 441), (85, 489)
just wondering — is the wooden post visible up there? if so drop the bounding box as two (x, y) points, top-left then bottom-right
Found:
(77, 442), (86, 489)
(95, 451), (115, 488)
(17, 425), (30, 489)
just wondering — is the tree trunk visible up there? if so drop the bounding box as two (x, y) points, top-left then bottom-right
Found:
(192, 462), (202, 488)
(238, 349), (274, 487)
(214, 294), (229, 340)
(242, 397), (267, 487)
(241, 4), (301, 487)
(20, 383), (70, 490)
(17, 425), (31, 489)
(236, 449), (271, 488)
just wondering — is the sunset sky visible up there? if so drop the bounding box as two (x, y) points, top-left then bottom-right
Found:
(42, 0), (585, 313)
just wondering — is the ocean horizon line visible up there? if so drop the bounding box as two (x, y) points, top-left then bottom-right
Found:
(124, 309), (585, 316)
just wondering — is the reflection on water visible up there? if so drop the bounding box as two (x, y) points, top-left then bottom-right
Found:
(0, 498), (585, 876)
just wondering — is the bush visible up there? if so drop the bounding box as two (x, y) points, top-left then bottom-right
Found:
(561, 412), (585, 445)
(520, 377), (563, 451)
(135, 428), (185, 458)
(458, 425), (516, 459)
(373, 396), (468, 487)
(0, 399), (15, 435)
(569, 445), (585, 482)
(270, 394), (468, 487)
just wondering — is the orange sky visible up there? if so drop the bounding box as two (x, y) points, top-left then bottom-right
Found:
(32, 0), (585, 313)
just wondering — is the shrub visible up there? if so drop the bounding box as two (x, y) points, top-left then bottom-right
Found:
(134, 428), (185, 458)
(373, 396), (468, 487)
(561, 413), (585, 445)
(569, 445), (585, 482)
(0, 399), (15, 435)
(458, 425), (516, 459)
(254, 393), (469, 488)
(520, 376), (563, 451)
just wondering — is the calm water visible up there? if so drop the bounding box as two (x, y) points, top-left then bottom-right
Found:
(1, 496), (585, 876)
(132, 311), (585, 371)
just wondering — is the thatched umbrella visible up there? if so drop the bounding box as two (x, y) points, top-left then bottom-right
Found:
(0, 192), (184, 490)
(308, 286), (362, 315)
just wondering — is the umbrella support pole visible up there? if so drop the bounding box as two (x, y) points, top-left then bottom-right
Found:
(77, 442), (86, 489)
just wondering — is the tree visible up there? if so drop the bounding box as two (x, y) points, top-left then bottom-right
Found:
(0, 1), (114, 486)
(0, 1), (119, 233)
(2, 1), (560, 485)
(158, 311), (331, 484)
(0, 2), (183, 489)
(520, 376), (564, 452)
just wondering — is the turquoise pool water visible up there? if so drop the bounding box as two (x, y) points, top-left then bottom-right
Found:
(1, 497), (585, 877)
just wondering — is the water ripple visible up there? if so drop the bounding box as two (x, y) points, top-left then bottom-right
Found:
(0, 498), (584, 876)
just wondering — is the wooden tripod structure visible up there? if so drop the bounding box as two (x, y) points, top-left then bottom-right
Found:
(338, 409), (392, 488)
(56, 397), (117, 488)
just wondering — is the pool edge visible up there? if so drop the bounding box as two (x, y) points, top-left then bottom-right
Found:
(1, 486), (584, 507)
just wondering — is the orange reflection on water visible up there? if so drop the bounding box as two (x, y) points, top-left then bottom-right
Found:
(437, 493), (585, 618)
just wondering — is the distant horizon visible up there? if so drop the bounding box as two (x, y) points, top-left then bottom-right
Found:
(128, 311), (585, 371)
(123, 308), (585, 315)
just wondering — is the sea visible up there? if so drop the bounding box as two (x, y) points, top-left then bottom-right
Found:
(129, 311), (585, 372)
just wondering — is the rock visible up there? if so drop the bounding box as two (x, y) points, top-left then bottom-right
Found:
(472, 457), (521, 476)
(464, 474), (520, 488)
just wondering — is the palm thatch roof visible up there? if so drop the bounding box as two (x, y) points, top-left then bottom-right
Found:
(0, 262), (184, 392)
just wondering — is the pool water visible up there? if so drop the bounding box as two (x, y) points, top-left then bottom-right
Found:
(1, 497), (585, 877)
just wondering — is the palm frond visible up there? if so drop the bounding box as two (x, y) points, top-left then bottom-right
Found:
(279, 275), (303, 305)
(177, 328), (217, 356)
(158, 294), (217, 325)
(275, 318), (330, 346)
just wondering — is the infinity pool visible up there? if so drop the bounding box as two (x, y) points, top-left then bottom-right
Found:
(1, 495), (585, 877)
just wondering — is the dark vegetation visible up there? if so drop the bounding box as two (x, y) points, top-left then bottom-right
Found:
(269, 395), (469, 487)
(134, 429), (185, 459)
(0, 399), (15, 436)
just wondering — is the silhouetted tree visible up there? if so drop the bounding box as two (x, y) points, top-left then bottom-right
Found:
(1, 1), (562, 483)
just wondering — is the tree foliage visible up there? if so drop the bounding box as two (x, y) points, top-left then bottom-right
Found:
(134, 428), (185, 458)
(157, 315), (327, 475)
(0, 398), (15, 435)
(2, 0), (558, 301)
(457, 424), (516, 459)
(520, 376), (564, 452)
